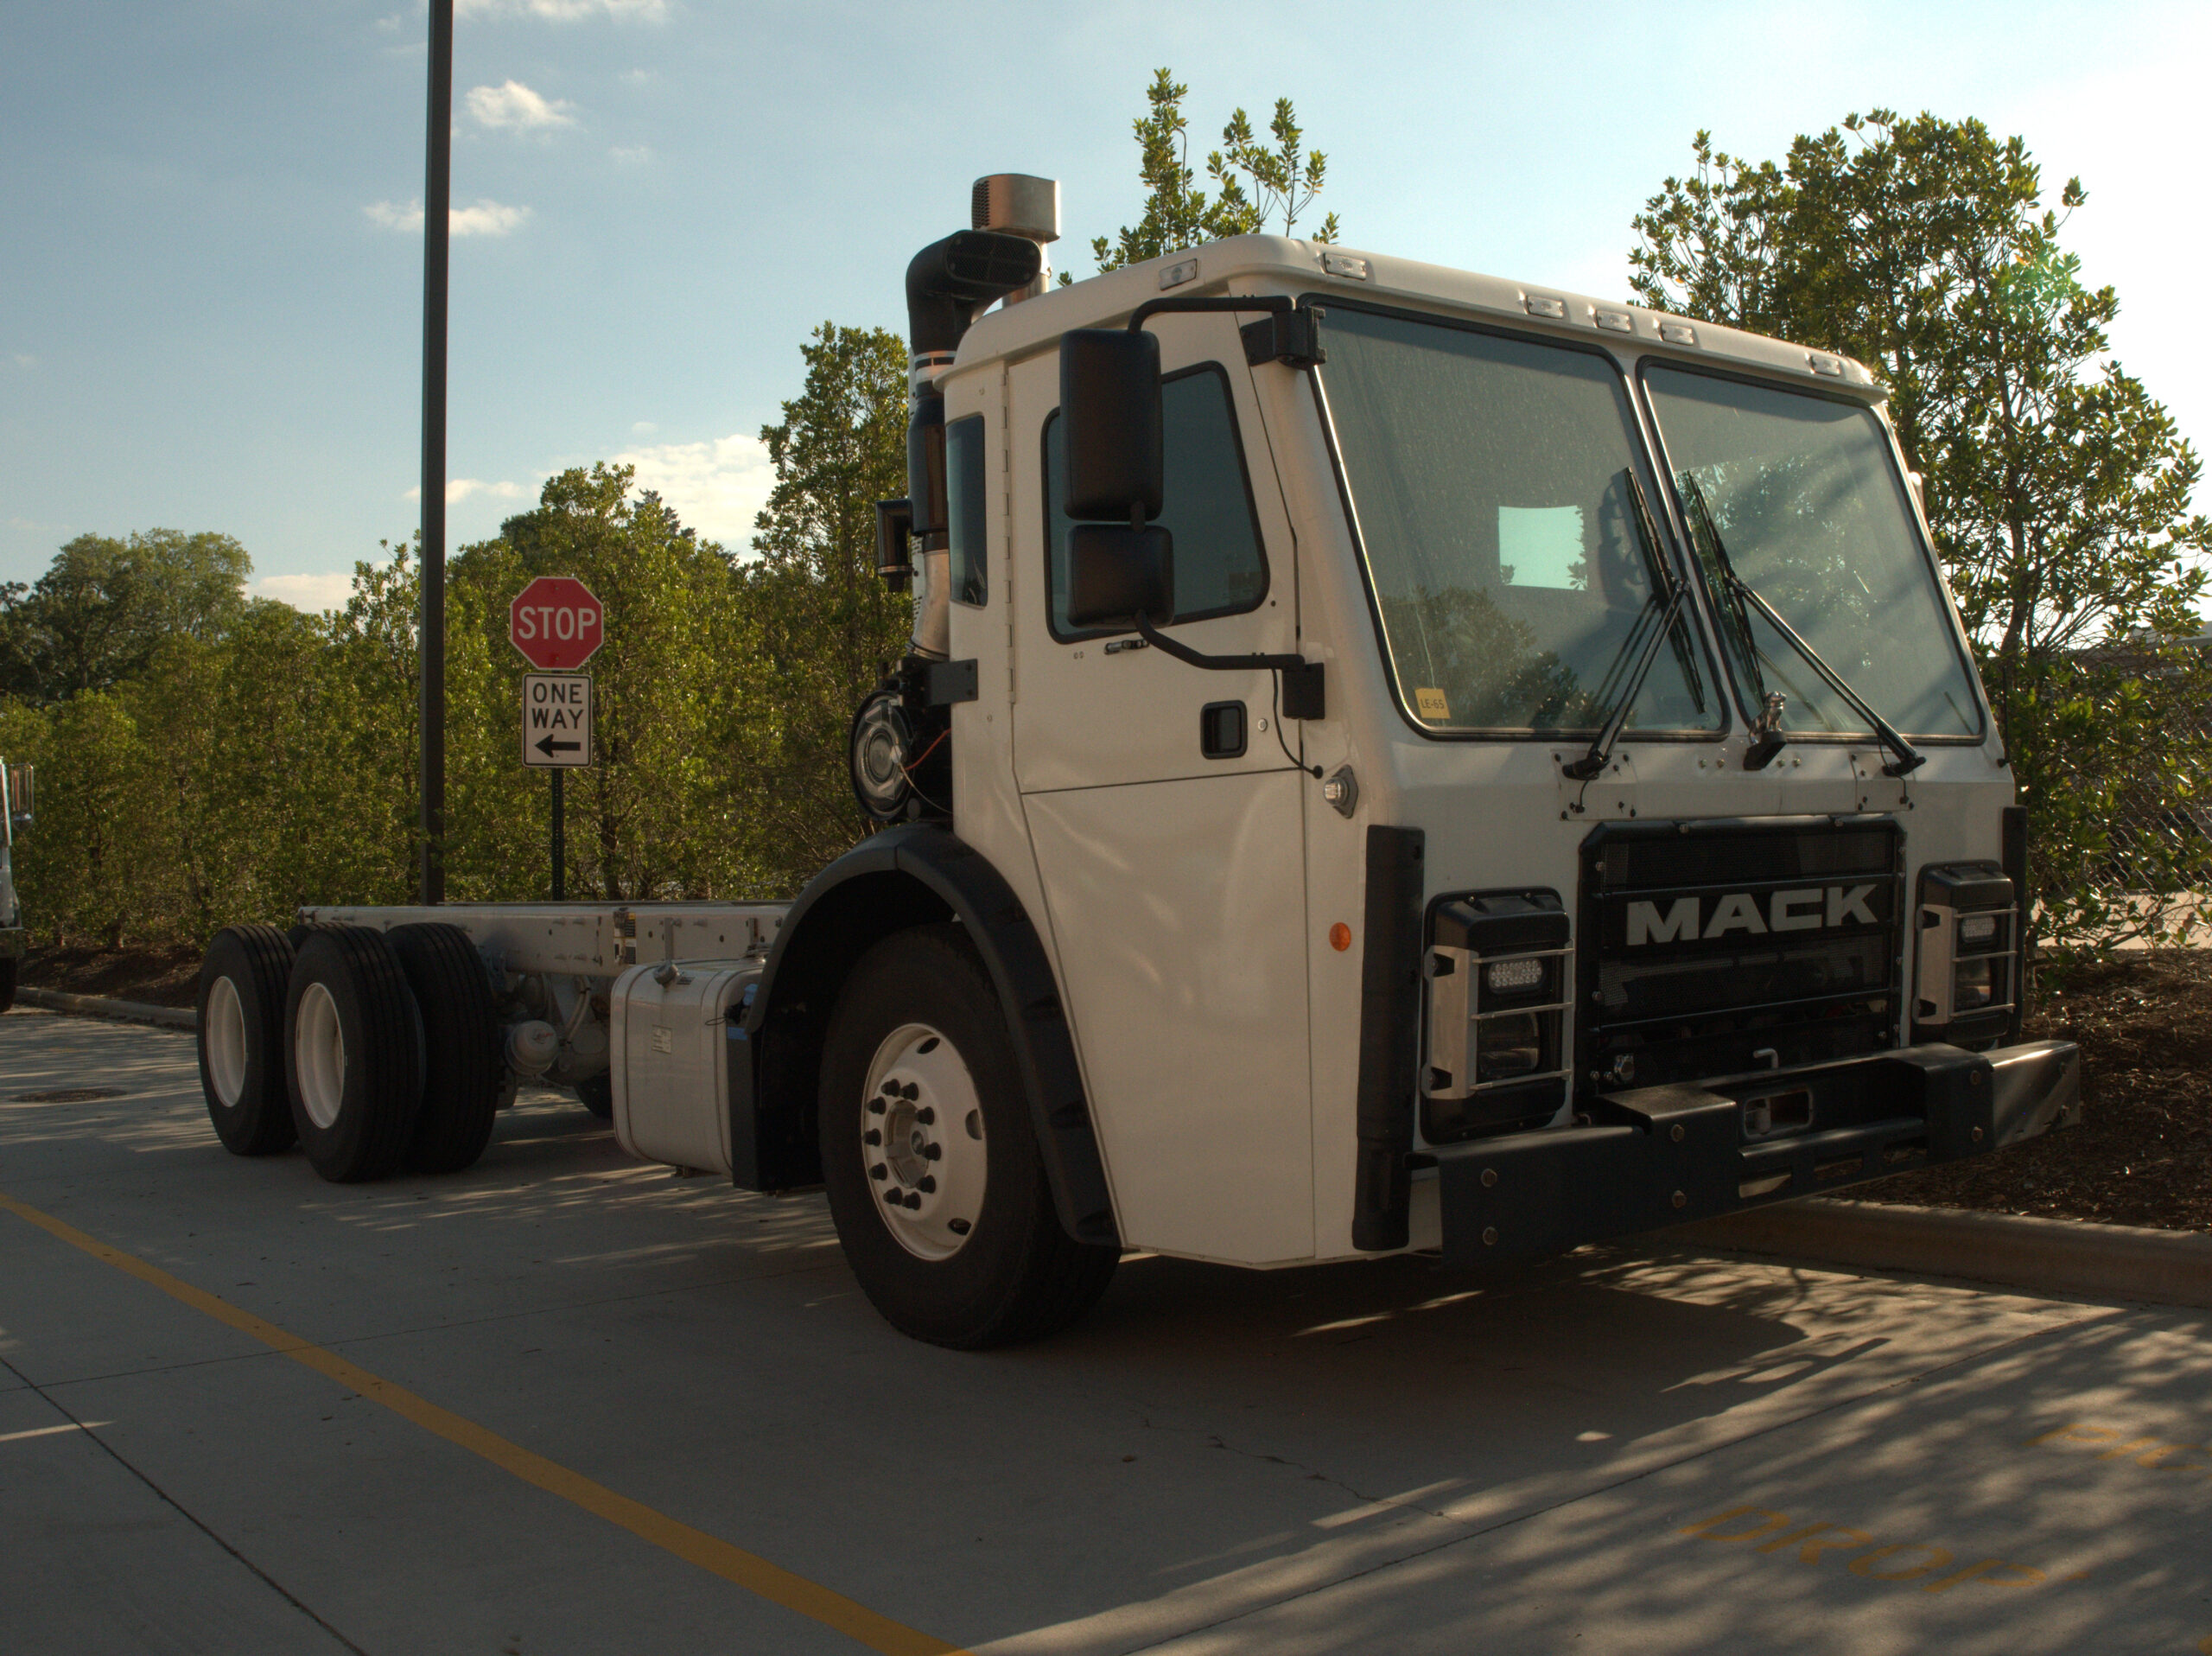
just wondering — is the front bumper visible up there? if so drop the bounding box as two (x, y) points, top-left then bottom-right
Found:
(1433, 1040), (2080, 1264)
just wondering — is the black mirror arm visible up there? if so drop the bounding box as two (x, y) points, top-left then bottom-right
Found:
(1123, 295), (1326, 368)
(1132, 614), (1325, 721)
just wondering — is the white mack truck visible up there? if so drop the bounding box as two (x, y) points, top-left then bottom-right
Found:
(190, 175), (2079, 1347)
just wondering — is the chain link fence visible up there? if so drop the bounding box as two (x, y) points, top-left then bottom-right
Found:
(2036, 635), (2212, 950)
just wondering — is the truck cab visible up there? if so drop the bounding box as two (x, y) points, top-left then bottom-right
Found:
(844, 201), (2074, 1277)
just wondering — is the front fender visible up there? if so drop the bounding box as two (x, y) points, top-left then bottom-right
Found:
(744, 825), (1117, 1247)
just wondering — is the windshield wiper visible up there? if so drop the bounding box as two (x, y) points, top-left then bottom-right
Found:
(1561, 469), (1689, 782)
(1679, 475), (1926, 778)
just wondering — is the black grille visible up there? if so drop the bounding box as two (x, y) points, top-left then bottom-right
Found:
(1577, 817), (1903, 1092)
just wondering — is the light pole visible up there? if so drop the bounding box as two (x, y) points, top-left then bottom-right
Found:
(418, 0), (453, 904)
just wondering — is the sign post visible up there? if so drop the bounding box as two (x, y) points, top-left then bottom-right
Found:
(512, 578), (603, 900)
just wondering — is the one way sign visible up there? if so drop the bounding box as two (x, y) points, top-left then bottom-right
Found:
(521, 673), (593, 767)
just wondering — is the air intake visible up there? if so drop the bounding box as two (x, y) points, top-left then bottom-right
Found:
(971, 174), (1060, 244)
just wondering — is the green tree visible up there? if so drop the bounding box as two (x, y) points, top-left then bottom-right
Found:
(1088, 69), (1341, 274)
(1630, 111), (2211, 944)
(739, 323), (912, 888)
(0, 529), (252, 702)
(446, 465), (766, 902)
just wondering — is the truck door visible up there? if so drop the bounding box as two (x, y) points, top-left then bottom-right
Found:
(1008, 309), (1313, 1264)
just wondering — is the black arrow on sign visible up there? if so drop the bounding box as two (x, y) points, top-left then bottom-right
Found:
(535, 736), (582, 757)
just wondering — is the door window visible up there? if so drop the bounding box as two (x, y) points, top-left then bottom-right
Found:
(946, 413), (988, 608)
(1042, 364), (1269, 640)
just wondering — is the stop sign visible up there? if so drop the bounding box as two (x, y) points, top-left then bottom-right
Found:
(510, 576), (603, 671)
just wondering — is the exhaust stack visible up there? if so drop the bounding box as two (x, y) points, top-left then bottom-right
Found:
(899, 175), (1056, 658)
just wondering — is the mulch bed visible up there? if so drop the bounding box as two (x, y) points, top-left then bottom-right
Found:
(1869, 950), (2212, 1234)
(19, 944), (204, 1008)
(17, 943), (2211, 1233)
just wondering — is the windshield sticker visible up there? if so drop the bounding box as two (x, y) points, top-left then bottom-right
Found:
(1415, 687), (1452, 722)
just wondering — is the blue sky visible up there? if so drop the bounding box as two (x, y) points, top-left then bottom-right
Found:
(3, 0), (2205, 608)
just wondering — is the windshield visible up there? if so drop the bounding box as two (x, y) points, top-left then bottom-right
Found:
(1644, 366), (1983, 740)
(1319, 307), (1713, 735)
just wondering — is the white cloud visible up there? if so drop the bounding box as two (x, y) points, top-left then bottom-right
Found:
(609, 144), (652, 165)
(9, 353), (34, 371)
(457, 0), (667, 19)
(452, 201), (531, 236)
(467, 80), (576, 131)
(611, 432), (774, 546)
(365, 199), (532, 237)
(253, 571), (356, 613)
(402, 478), (528, 504)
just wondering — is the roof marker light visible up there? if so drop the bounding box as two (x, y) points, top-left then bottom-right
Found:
(1523, 295), (1566, 319)
(1322, 252), (1371, 280)
(1809, 352), (1845, 378)
(1658, 321), (1698, 347)
(1158, 257), (1198, 291)
(1595, 309), (1633, 334)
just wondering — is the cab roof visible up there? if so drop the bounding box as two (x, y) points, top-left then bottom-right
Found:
(949, 233), (1883, 401)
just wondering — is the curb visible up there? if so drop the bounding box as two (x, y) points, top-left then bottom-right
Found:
(1677, 1197), (2212, 1313)
(13, 986), (198, 1031)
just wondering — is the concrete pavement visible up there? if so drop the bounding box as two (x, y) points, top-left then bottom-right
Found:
(4, 1005), (2208, 1654)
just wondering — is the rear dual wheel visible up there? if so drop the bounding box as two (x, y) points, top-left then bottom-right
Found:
(197, 926), (298, 1156)
(286, 928), (424, 1182)
(197, 922), (500, 1181)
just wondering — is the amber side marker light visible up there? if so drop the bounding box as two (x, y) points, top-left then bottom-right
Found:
(1329, 922), (1352, 952)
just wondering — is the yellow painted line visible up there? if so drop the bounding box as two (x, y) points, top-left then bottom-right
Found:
(0, 1190), (965, 1656)
(1, 1419), (112, 1443)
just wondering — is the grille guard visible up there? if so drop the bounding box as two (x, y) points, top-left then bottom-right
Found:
(1431, 1038), (2079, 1264)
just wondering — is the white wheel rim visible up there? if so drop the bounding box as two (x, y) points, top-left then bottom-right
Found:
(295, 981), (346, 1131)
(206, 974), (248, 1108)
(862, 1022), (987, 1262)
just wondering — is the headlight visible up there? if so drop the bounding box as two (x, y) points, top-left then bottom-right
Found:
(1424, 890), (1572, 1144)
(1914, 863), (2017, 1046)
(1484, 956), (1546, 996)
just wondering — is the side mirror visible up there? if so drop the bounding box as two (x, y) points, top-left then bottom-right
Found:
(1065, 525), (1173, 631)
(1060, 329), (1163, 523)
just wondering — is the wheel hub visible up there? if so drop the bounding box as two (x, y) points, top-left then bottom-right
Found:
(862, 1023), (987, 1262)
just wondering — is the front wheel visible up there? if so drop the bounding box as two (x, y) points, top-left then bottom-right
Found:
(819, 926), (1116, 1348)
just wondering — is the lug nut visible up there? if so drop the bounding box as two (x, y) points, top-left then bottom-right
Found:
(869, 1163), (887, 1181)
(905, 1192), (924, 1209)
(917, 1175), (937, 1194)
(868, 1099), (886, 1115)
(915, 1106), (935, 1126)
(923, 1143), (942, 1161)
(863, 1129), (881, 1146)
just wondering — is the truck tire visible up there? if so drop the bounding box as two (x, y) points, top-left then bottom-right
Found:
(0, 956), (16, 1015)
(195, 926), (298, 1156)
(819, 925), (1117, 1348)
(387, 923), (503, 1175)
(285, 927), (424, 1183)
(574, 1073), (613, 1118)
